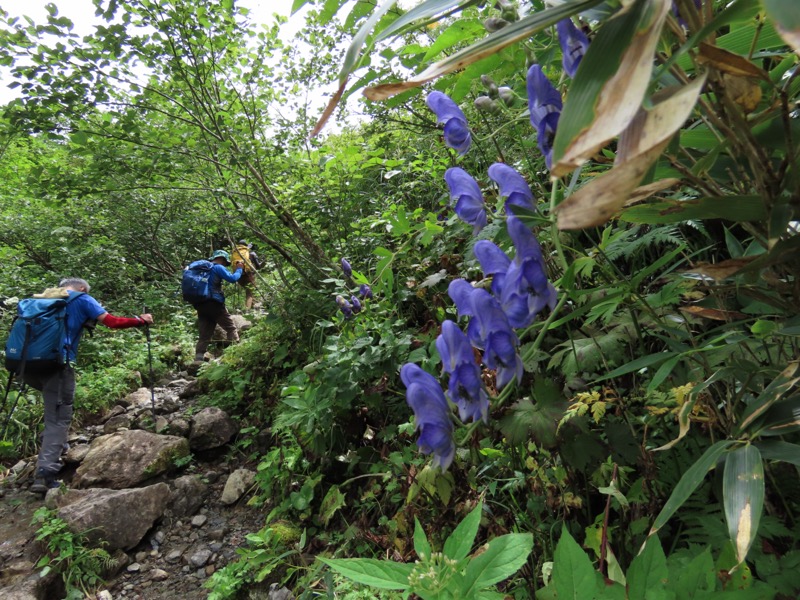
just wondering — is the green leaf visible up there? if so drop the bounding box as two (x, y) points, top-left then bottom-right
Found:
(70, 131), (88, 145)
(318, 485), (346, 526)
(755, 440), (800, 467)
(673, 547), (715, 599)
(461, 533), (534, 593)
(443, 501), (482, 561)
(620, 195), (767, 224)
(376, 0), (473, 42)
(627, 536), (668, 599)
(595, 351), (678, 382)
(364, 0), (603, 100)
(723, 445), (764, 566)
(552, 0), (671, 176)
(763, 0), (800, 56)
(757, 396), (800, 436)
(317, 557), (412, 590)
(648, 440), (735, 537)
(737, 363), (800, 434)
(552, 527), (596, 600)
(413, 517), (431, 559)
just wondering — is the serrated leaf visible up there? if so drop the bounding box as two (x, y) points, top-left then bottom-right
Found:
(413, 517), (431, 559)
(461, 533), (534, 593)
(552, 527), (596, 600)
(628, 536), (668, 598)
(551, 0), (672, 176)
(443, 501), (482, 561)
(723, 445), (764, 566)
(317, 557), (412, 589)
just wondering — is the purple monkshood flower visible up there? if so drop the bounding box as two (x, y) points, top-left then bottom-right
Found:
(401, 363), (456, 471)
(350, 296), (362, 313)
(336, 295), (353, 319)
(447, 281), (523, 389)
(557, 18), (589, 78)
(436, 320), (490, 423)
(445, 167), (487, 233)
(527, 65), (563, 170)
(341, 258), (352, 278)
(427, 91), (471, 155)
(359, 284), (373, 299)
(488, 163), (536, 212)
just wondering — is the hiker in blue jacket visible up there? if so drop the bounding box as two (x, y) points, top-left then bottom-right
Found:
(24, 277), (153, 493)
(193, 250), (244, 363)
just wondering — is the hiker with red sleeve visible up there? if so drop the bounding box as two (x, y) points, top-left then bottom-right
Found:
(22, 277), (153, 493)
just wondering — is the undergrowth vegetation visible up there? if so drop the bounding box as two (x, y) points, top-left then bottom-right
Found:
(1, 0), (799, 598)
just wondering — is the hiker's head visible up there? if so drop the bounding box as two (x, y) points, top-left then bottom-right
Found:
(208, 250), (231, 265)
(237, 239), (252, 249)
(59, 278), (91, 293)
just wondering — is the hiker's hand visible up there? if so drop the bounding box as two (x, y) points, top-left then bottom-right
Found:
(139, 314), (154, 325)
(235, 261), (245, 268)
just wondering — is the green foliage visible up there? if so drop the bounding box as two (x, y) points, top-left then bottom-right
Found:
(31, 507), (116, 599)
(320, 501), (533, 599)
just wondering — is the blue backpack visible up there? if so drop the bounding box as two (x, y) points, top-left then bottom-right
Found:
(4, 292), (85, 375)
(182, 260), (214, 304)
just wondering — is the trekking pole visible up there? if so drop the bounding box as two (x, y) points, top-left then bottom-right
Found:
(1, 371), (17, 439)
(143, 306), (158, 432)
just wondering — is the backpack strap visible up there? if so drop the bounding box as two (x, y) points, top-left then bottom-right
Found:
(63, 292), (87, 366)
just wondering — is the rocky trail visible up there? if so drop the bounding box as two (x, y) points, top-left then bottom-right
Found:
(0, 367), (289, 600)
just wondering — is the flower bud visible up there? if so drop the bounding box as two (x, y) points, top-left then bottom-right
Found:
(497, 86), (516, 107)
(484, 17), (509, 32)
(341, 258), (352, 278)
(474, 96), (500, 113)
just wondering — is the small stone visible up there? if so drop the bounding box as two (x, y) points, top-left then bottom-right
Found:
(181, 565), (191, 573)
(151, 568), (169, 581)
(135, 551), (148, 563)
(189, 548), (212, 568)
(96, 591), (113, 600)
(153, 530), (166, 544)
(208, 528), (227, 541)
(205, 564), (216, 576)
(11, 460), (27, 473)
(191, 514), (208, 527)
(166, 550), (183, 563)
(195, 568), (206, 579)
(209, 542), (223, 553)
(204, 470), (219, 484)
(126, 563), (141, 573)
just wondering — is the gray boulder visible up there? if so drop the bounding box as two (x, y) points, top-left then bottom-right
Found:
(168, 475), (209, 517)
(220, 468), (256, 505)
(73, 430), (189, 489)
(56, 484), (171, 551)
(189, 407), (237, 451)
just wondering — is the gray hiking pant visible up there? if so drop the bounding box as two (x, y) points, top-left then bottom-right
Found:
(195, 301), (239, 357)
(22, 366), (75, 474)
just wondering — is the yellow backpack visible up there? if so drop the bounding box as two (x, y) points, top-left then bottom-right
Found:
(231, 244), (252, 272)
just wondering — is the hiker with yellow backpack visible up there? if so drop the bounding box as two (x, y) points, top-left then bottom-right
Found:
(231, 240), (262, 310)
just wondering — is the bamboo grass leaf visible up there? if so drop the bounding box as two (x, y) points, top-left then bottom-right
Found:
(723, 445), (764, 566)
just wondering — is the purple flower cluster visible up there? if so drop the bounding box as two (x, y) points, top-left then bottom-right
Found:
(527, 19), (589, 169)
(334, 260), (373, 319)
(401, 90), (562, 470)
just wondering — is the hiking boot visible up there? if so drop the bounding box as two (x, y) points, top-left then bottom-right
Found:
(30, 468), (60, 494)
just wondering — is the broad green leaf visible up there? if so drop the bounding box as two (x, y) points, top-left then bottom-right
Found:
(552, 528), (596, 600)
(595, 351), (678, 382)
(646, 354), (681, 393)
(318, 485), (346, 527)
(628, 536), (668, 599)
(317, 557), (412, 589)
(756, 396), (800, 436)
(673, 547), (715, 599)
(461, 533), (534, 593)
(723, 445), (764, 566)
(551, 0), (671, 177)
(648, 440), (735, 537)
(737, 363), (800, 434)
(755, 440), (800, 467)
(364, 0), (603, 100)
(421, 18), (485, 62)
(375, 0), (476, 42)
(70, 131), (88, 145)
(556, 75), (706, 229)
(413, 517), (431, 559)
(443, 501), (482, 561)
(763, 0), (800, 56)
(620, 195), (767, 224)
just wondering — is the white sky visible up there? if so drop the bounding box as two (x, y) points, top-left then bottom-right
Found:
(0, 0), (309, 104)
